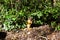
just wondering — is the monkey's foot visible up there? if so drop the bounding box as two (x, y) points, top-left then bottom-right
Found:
(24, 28), (32, 31)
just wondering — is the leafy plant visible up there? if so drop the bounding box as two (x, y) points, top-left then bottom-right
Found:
(0, 0), (60, 31)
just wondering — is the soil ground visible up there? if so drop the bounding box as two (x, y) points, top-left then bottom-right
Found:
(0, 25), (60, 40)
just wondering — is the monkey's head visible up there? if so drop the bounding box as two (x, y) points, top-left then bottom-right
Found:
(27, 17), (33, 24)
(28, 17), (33, 21)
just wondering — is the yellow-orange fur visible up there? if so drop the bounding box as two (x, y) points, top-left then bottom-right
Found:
(27, 19), (32, 29)
(26, 17), (33, 30)
(23, 17), (33, 31)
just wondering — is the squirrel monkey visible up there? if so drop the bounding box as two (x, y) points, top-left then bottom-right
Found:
(25, 17), (33, 30)
(23, 17), (33, 31)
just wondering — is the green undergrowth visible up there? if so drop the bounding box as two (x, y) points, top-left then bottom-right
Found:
(0, 0), (60, 31)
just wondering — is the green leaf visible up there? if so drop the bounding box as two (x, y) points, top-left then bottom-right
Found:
(12, 18), (16, 21)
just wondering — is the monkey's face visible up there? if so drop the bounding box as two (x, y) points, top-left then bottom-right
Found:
(27, 17), (33, 24)
(27, 19), (32, 24)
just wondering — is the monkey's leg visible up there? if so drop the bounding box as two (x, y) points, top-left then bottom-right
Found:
(24, 24), (32, 31)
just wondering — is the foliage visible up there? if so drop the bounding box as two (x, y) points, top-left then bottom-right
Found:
(0, 0), (60, 31)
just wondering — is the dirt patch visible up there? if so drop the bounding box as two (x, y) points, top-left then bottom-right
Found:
(47, 31), (60, 40)
(0, 25), (60, 40)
